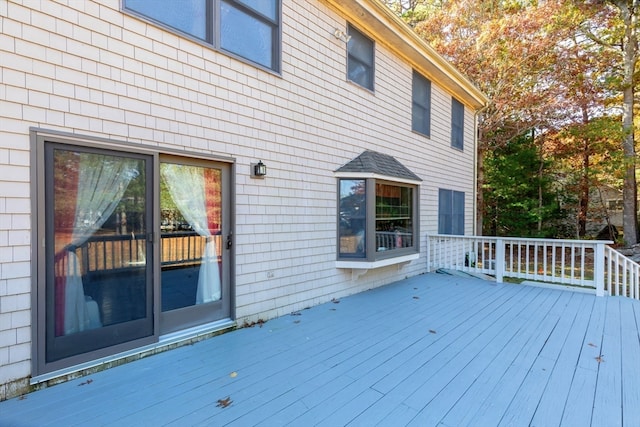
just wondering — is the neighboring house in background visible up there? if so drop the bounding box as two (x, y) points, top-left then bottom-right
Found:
(0, 0), (487, 399)
(589, 185), (622, 239)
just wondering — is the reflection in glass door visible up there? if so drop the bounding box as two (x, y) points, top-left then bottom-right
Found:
(159, 160), (230, 333)
(45, 144), (153, 364)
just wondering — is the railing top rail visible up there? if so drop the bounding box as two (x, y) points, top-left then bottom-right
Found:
(426, 234), (613, 246)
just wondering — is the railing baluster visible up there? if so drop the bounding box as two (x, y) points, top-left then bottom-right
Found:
(633, 265), (640, 299)
(570, 243), (575, 283)
(509, 241), (514, 275)
(580, 244), (585, 285)
(609, 251), (614, 296)
(616, 253), (621, 296)
(551, 243), (557, 280)
(531, 241), (535, 278)
(623, 262), (631, 297)
(614, 253), (619, 296)
(524, 243), (528, 278)
(623, 256), (628, 297)
(104, 240), (108, 269)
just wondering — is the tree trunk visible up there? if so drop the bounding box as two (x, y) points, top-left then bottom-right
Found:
(578, 106), (590, 238)
(535, 129), (544, 233)
(615, 0), (638, 245)
(579, 145), (589, 238)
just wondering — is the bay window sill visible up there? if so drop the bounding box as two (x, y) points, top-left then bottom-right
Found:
(335, 253), (420, 270)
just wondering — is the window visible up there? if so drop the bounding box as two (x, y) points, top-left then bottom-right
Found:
(347, 24), (374, 90)
(412, 71), (431, 136)
(336, 151), (421, 265)
(608, 199), (623, 211)
(451, 98), (465, 150)
(124, 0), (280, 72)
(339, 179), (366, 258)
(375, 182), (414, 252)
(438, 189), (465, 235)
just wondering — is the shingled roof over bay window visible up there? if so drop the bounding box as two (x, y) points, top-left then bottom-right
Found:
(334, 150), (422, 183)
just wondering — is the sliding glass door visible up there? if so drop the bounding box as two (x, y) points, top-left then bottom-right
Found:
(44, 143), (154, 365)
(37, 139), (233, 374)
(159, 157), (231, 333)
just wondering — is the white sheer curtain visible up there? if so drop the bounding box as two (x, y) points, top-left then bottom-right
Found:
(161, 164), (221, 303)
(63, 154), (139, 335)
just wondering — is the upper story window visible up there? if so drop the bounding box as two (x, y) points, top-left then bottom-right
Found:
(336, 151), (421, 265)
(438, 189), (465, 235)
(347, 24), (374, 90)
(124, 0), (280, 72)
(412, 71), (431, 137)
(451, 98), (465, 150)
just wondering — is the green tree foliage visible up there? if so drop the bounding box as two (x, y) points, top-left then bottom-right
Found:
(483, 132), (566, 237)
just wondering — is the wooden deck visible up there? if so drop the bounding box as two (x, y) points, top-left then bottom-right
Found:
(2, 273), (640, 426)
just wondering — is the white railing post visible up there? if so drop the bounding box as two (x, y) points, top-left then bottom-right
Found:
(496, 237), (505, 283)
(594, 242), (605, 297)
(426, 234), (431, 271)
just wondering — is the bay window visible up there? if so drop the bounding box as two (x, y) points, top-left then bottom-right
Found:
(336, 151), (421, 266)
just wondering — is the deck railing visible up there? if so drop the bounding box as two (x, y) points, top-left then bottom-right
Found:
(58, 232), (222, 276)
(604, 245), (640, 298)
(426, 234), (640, 299)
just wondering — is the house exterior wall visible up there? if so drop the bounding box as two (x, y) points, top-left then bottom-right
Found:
(0, 0), (484, 398)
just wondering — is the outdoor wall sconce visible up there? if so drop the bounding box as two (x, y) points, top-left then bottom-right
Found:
(333, 28), (352, 43)
(251, 160), (267, 178)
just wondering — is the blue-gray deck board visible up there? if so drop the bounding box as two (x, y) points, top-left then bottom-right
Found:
(433, 288), (554, 427)
(2, 273), (640, 426)
(622, 298), (640, 425)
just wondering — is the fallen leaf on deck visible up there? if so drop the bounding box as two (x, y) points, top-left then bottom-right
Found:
(243, 319), (266, 328)
(429, 330), (437, 334)
(217, 397), (232, 408)
(229, 371), (238, 378)
(588, 343), (597, 348)
(595, 355), (604, 363)
(78, 379), (93, 386)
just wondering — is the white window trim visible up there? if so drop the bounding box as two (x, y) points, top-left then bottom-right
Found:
(335, 253), (420, 270)
(334, 172), (421, 186)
